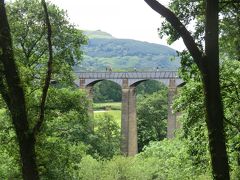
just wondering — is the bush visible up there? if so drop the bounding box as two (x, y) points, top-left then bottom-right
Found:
(75, 139), (212, 180)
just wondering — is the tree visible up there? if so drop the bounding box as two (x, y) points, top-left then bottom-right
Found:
(36, 87), (91, 179)
(0, 0), (86, 179)
(173, 60), (240, 177)
(6, 0), (86, 87)
(93, 80), (122, 102)
(158, 0), (240, 61)
(136, 80), (164, 95)
(137, 89), (167, 151)
(1, 0), (40, 177)
(0, 87), (92, 178)
(93, 113), (121, 158)
(145, 0), (229, 179)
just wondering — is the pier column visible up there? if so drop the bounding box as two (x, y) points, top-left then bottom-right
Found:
(167, 79), (177, 138)
(121, 79), (138, 156)
(121, 84), (129, 155)
(79, 79), (94, 130)
(128, 86), (138, 156)
(86, 86), (94, 119)
(176, 87), (182, 129)
(79, 79), (93, 115)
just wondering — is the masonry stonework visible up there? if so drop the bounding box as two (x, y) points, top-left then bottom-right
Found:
(167, 79), (177, 138)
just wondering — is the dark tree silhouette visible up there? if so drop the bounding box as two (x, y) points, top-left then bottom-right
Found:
(144, 0), (229, 179)
(0, 0), (52, 179)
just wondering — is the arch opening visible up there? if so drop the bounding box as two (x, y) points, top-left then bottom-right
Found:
(134, 80), (168, 152)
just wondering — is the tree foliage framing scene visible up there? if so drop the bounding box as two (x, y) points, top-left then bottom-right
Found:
(0, 0), (239, 179)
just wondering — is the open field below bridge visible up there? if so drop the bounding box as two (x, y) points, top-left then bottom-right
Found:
(94, 102), (121, 125)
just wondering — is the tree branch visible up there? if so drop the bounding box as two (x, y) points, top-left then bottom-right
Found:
(33, 0), (53, 135)
(29, 48), (48, 67)
(144, 0), (204, 70)
(20, 30), (45, 66)
(220, 0), (240, 3)
(26, 30), (45, 59)
(224, 116), (240, 132)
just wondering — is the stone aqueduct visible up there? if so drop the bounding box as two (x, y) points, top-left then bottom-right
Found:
(76, 71), (183, 156)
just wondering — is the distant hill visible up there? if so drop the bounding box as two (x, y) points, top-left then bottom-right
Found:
(84, 30), (114, 39)
(75, 30), (180, 71)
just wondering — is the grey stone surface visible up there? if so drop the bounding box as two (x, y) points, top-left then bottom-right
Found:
(167, 79), (177, 138)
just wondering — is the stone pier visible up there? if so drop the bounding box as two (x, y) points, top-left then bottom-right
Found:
(80, 79), (94, 118)
(121, 79), (138, 156)
(80, 79), (94, 131)
(167, 79), (177, 138)
(86, 86), (94, 119)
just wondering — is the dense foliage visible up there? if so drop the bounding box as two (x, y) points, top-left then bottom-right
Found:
(93, 80), (122, 102)
(137, 89), (168, 151)
(0, 87), (90, 179)
(72, 139), (211, 180)
(154, 0), (240, 178)
(7, 0), (87, 87)
(92, 113), (121, 159)
(173, 60), (240, 178)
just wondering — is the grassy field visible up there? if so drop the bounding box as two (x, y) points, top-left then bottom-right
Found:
(94, 102), (121, 125)
(93, 102), (121, 111)
(94, 110), (121, 125)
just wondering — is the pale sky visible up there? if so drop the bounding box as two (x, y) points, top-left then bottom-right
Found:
(49, 0), (185, 51)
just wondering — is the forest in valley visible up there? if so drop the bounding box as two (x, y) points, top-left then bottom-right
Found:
(0, 0), (239, 179)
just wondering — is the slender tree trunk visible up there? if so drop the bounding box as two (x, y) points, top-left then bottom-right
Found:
(203, 1), (229, 178)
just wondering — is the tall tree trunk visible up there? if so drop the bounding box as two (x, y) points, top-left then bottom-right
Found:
(203, 1), (229, 179)
(202, 64), (229, 179)
(0, 1), (40, 179)
(16, 131), (39, 180)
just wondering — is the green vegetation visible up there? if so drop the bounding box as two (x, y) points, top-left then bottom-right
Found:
(84, 30), (114, 39)
(94, 102), (121, 111)
(75, 30), (180, 71)
(0, 0), (239, 179)
(94, 102), (121, 126)
(147, 0), (240, 178)
(93, 113), (121, 159)
(173, 59), (240, 179)
(94, 110), (121, 126)
(74, 139), (211, 180)
(93, 80), (122, 103)
(0, 88), (91, 179)
(137, 89), (167, 152)
(0, 0), (88, 178)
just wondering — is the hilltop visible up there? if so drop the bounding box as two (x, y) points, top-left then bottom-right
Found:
(83, 30), (114, 39)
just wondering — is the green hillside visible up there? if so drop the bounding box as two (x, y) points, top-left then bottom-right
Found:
(76, 30), (180, 71)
